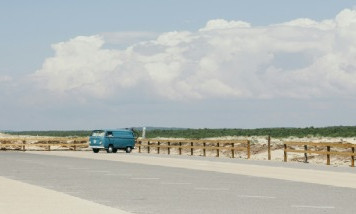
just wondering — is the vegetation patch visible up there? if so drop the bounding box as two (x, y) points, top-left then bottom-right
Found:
(4, 126), (356, 138)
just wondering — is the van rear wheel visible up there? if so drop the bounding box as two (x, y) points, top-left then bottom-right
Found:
(107, 145), (114, 153)
(93, 148), (99, 153)
(125, 147), (132, 153)
(112, 148), (118, 153)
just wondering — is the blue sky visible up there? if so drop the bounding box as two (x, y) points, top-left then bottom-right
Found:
(1, 1), (356, 130)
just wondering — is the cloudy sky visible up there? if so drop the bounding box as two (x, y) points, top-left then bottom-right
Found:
(1, 0), (356, 130)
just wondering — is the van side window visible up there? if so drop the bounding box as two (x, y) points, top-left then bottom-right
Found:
(107, 131), (113, 137)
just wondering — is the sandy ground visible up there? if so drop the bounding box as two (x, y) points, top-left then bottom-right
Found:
(1, 133), (356, 167)
(0, 176), (131, 214)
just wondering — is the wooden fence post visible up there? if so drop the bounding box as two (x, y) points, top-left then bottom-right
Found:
(231, 143), (235, 158)
(268, 135), (271, 160)
(73, 140), (77, 151)
(138, 141), (141, 153)
(148, 141), (150, 154)
(216, 142), (220, 157)
(352, 147), (355, 167)
(284, 144), (287, 162)
(157, 142), (160, 154)
(168, 142), (170, 155)
(304, 145), (308, 163)
(190, 142), (193, 156)
(203, 142), (206, 157)
(22, 140), (26, 151)
(247, 141), (251, 159)
(326, 146), (331, 165)
(179, 142), (182, 155)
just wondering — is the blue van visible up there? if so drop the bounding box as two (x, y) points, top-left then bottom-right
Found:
(89, 129), (136, 153)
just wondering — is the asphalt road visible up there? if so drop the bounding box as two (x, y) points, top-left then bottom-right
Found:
(1, 152), (356, 214)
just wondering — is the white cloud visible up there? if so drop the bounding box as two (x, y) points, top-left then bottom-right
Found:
(33, 35), (122, 98)
(0, 75), (12, 82)
(200, 19), (251, 31)
(100, 31), (158, 46)
(33, 9), (356, 100)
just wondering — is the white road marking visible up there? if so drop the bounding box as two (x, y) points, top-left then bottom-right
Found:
(87, 170), (110, 173)
(68, 167), (89, 170)
(104, 173), (132, 176)
(194, 187), (229, 191)
(237, 195), (276, 199)
(131, 177), (160, 180)
(161, 182), (192, 185)
(104, 173), (130, 176)
(291, 205), (335, 209)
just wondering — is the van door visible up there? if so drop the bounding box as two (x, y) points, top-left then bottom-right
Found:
(110, 131), (121, 149)
(120, 131), (134, 148)
(106, 131), (115, 148)
(114, 131), (125, 148)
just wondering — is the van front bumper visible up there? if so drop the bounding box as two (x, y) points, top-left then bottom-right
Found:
(89, 146), (105, 149)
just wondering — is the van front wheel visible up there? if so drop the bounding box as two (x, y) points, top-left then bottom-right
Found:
(93, 148), (99, 153)
(125, 147), (132, 153)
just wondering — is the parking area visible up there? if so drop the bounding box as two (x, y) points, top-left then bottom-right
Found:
(1, 151), (356, 213)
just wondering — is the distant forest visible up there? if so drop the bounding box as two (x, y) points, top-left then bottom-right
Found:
(4, 126), (356, 138)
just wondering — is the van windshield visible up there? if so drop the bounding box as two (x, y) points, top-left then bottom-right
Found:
(91, 130), (105, 137)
